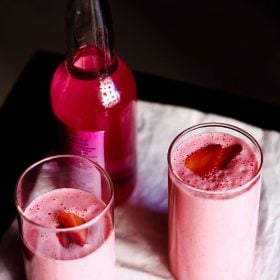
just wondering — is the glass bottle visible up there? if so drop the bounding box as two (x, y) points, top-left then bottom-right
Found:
(50, 0), (137, 205)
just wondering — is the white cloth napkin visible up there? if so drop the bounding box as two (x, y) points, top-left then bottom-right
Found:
(1, 100), (279, 279)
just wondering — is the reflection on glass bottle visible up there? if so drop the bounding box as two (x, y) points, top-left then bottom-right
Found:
(50, 0), (137, 205)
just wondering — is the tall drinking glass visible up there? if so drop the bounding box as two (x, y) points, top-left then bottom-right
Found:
(15, 155), (115, 280)
(167, 123), (263, 280)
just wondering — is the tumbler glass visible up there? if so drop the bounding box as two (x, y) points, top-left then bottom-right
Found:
(168, 123), (263, 280)
(15, 154), (115, 280)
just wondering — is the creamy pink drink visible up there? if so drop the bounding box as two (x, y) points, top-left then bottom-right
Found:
(22, 188), (115, 280)
(168, 123), (262, 280)
(15, 155), (115, 280)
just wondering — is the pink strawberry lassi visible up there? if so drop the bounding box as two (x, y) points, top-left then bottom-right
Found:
(21, 188), (115, 280)
(168, 123), (263, 280)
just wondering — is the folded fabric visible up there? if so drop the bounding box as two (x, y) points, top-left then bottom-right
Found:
(0, 100), (279, 279)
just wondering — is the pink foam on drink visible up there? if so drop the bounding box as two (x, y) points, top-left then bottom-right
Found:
(171, 132), (259, 191)
(23, 188), (115, 280)
(168, 131), (262, 280)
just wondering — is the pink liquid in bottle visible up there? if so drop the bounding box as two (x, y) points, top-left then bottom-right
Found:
(50, 45), (137, 205)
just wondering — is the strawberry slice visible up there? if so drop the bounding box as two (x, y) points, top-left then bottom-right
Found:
(56, 211), (87, 247)
(56, 231), (71, 248)
(219, 144), (242, 168)
(185, 144), (222, 177)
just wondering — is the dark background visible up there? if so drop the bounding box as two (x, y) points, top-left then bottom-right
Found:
(1, 0), (280, 105)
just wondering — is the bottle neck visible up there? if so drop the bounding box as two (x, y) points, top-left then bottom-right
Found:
(66, 0), (116, 75)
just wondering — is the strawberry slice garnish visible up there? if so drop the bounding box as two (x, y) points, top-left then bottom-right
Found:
(185, 143), (243, 177)
(185, 144), (223, 177)
(219, 144), (242, 168)
(56, 231), (71, 248)
(56, 211), (87, 247)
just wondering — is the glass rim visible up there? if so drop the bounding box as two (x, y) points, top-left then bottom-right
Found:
(167, 122), (263, 196)
(14, 154), (114, 232)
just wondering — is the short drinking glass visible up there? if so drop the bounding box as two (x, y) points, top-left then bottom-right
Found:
(15, 154), (115, 280)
